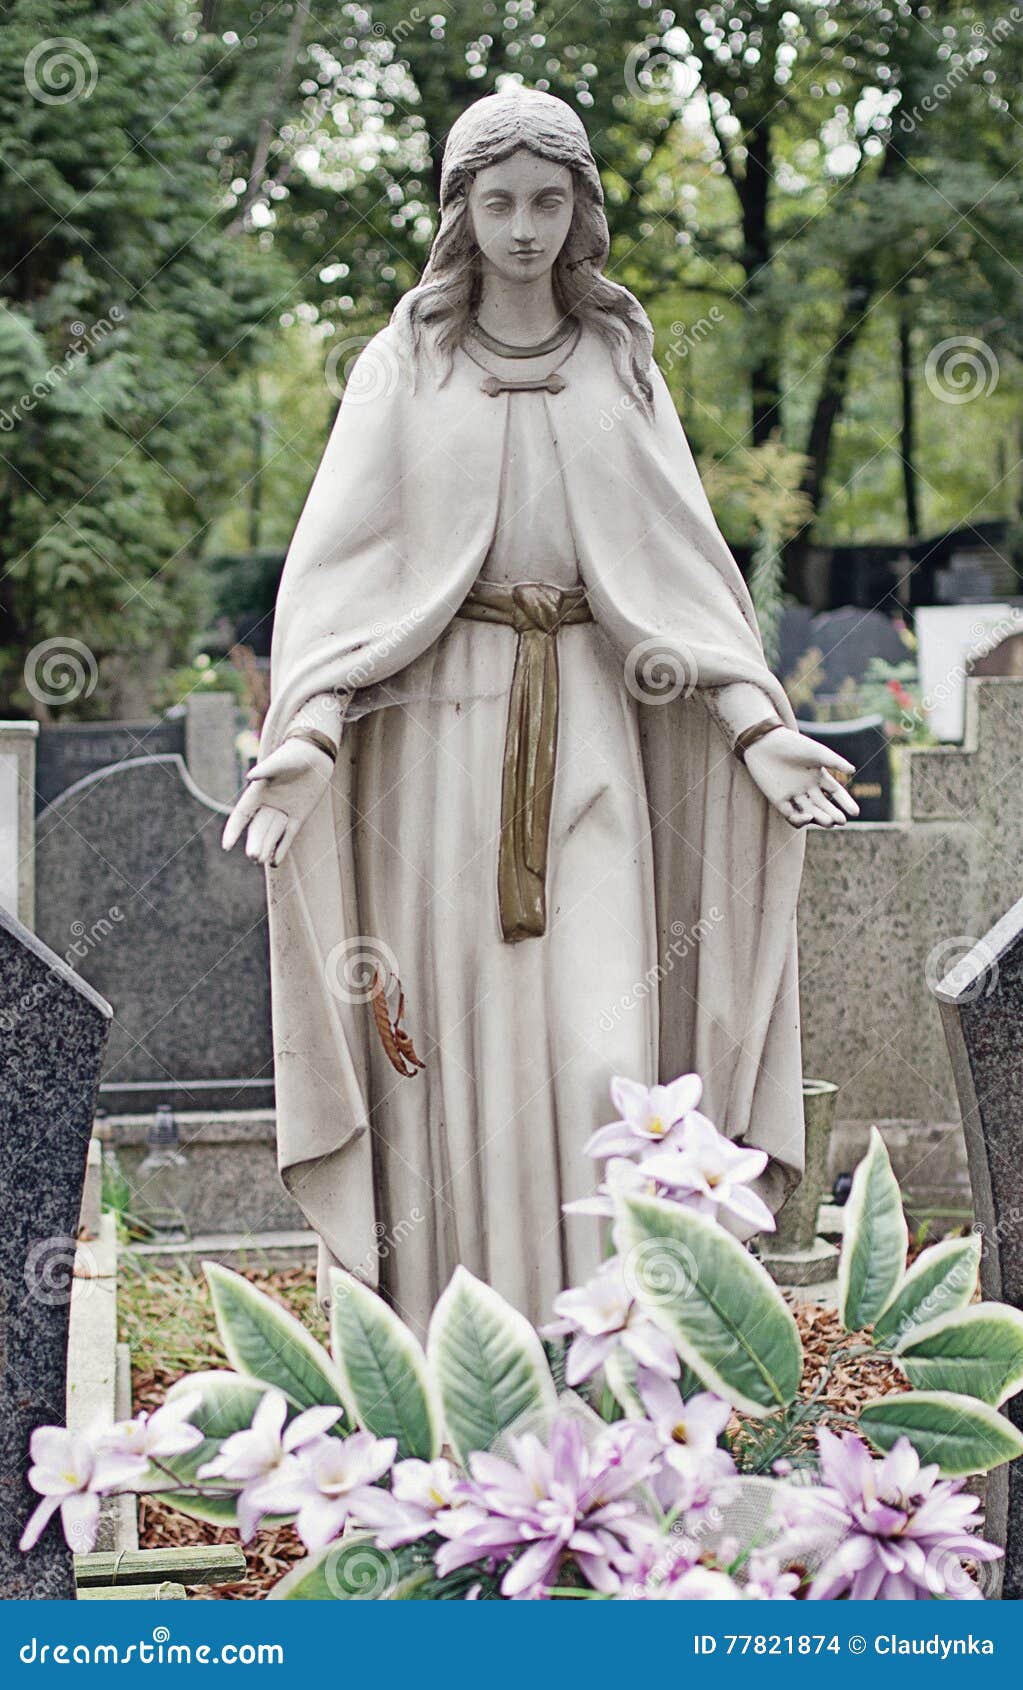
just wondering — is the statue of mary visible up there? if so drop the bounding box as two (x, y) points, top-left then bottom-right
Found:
(223, 89), (856, 1334)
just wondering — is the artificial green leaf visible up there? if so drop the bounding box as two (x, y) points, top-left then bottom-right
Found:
(427, 1266), (557, 1461)
(329, 1269), (441, 1459)
(615, 1191), (802, 1416)
(155, 1371), (281, 1526)
(873, 1235), (981, 1346)
(860, 1391), (1023, 1475)
(204, 1262), (348, 1417)
(838, 1128), (907, 1331)
(898, 1305), (1023, 1405)
(269, 1537), (430, 1600)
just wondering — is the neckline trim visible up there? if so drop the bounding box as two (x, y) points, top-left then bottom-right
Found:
(469, 317), (577, 359)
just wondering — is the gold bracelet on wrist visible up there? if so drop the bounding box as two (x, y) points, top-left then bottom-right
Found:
(284, 726), (338, 764)
(733, 717), (784, 765)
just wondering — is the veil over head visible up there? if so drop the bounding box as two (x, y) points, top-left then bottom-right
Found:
(437, 87), (604, 214)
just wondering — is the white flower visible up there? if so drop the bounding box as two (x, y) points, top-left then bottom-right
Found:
(20, 1427), (147, 1556)
(99, 1392), (204, 1465)
(197, 1390), (344, 1541)
(543, 1257), (679, 1384)
(264, 1431), (398, 1551)
(640, 1115), (776, 1235)
(352, 1457), (462, 1548)
(636, 1370), (739, 1518)
(585, 1074), (706, 1160)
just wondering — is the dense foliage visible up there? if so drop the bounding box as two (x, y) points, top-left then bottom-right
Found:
(2, 1), (1021, 713)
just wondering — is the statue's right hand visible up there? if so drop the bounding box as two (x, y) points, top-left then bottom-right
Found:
(221, 739), (334, 866)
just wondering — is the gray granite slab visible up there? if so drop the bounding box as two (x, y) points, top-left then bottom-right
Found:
(34, 755), (273, 1113)
(0, 904), (112, 1598)
(934, 894), (1023, 1599)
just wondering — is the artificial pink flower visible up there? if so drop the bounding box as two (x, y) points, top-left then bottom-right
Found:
(585, 1074), (707, 1160)
(636, 1371), (738, 1517)
(197, 1390), (343, 1540)
(20, 1427), (146, 1555)
(352, 1457), (461, 1548)
(640, 1115), (776, 1235)
(265, 1430), (398, 1551)
(543, 1257), (680, 1385)
(433, 1414), (663, 1599)
(99, 1392), (204, 1465)
(804, 1430), (1001, 1600)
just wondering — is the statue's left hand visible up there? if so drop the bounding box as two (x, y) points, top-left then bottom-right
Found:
(743, 727), (860, 828)
(221, 739), (335, 866)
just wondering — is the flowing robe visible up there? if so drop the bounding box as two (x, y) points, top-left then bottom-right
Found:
(260, 322), (807, 1330)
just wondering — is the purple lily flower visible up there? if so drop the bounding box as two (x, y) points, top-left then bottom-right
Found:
(542, 1257), (680, 1385)
(803, 1430), (1002, 1600)
(433, 1413), (664, 1598)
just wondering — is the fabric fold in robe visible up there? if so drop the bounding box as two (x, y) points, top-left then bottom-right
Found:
(260, 321), (807, 1330)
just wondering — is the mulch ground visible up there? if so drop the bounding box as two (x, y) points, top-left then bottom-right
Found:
(123, 1265), (907, 1600)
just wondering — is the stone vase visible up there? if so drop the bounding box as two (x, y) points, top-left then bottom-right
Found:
(761, 1078), (840, 1288)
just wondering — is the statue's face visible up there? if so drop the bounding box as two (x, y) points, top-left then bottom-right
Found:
(467, 148), (574, 285)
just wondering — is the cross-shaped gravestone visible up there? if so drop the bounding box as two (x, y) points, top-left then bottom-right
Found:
(934, 893), (1023, 1600)
(0, 904), (112, 1598)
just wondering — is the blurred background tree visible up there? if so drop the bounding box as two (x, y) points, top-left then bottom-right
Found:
(2, 0), (1021, 714)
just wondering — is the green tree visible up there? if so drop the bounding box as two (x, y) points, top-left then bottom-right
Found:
(0, 0), (279, 715)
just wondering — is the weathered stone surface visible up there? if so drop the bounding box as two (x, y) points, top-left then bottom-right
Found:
(762, 1080), (839, 1287)
(0, 722), (38, 926)
(35, 755), (273, 1113)
(934, 894), (1023, 1598)
(35, 719), (185, 812)
(0, 904), (112, 1598)
(100, 1110), (305, 1236)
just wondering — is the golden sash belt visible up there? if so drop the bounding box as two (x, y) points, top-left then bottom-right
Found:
(457, 580), (593, 943)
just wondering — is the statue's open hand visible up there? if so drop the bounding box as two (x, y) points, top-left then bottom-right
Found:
(743, 727), (860, 829)
(221, 739), (334, 866)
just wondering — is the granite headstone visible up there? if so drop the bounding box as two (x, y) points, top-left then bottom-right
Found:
(934, 894), (1023, 1599)
(0, 904), (112, 1598)
(808, 606), (908, 695)
(35, 719), (184, 812)
(34, 755), (273, 1113)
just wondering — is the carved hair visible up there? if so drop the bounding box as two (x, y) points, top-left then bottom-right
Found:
(391, 89), (654, 409)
